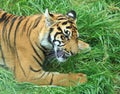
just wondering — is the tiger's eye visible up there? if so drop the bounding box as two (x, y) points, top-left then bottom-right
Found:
(61, 35), (65, 40)
(64, 30), (70, 35)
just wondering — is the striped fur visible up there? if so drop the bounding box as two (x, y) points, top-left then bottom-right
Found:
(0, 9), (90, 86)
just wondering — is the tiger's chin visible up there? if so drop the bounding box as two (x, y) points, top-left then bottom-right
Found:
(55, 49), (70, 62)
(57, 57), (66, 62)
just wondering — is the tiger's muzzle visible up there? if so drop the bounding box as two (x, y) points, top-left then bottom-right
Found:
(55, 49), (71, 62)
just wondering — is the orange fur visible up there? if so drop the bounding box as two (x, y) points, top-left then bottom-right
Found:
(0, 9), (90, 86)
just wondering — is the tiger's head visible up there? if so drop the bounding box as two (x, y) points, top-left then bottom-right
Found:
(41, 9), (90, 62)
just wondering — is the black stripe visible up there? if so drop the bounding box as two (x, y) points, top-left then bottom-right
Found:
(15, 45), (26, 76)
(22, 18), (30, 32)
(39, 71), (46, 79)
(31, 44), (43, 61)
(4, 14), (12, 22)
(2, 15), (12, 41)
(66, 26), (72, 29)
(62, 21), (67, 25)
(7, 17), (17, 47)
(32, 16), (41, 29)
(30, 71), (48, 81)
(49, 13), (54, 17)
(57, 27), (63, 32)
(14, 16), (24, 47)
(52, 27), (63, 43)
(33, 55), (43, 67)
(40, 45), (48, 51)
(54, 32), (62, 40)
(18, 16), (24, 20)
(5, 15), (13, 39)
(48, 28), (54, 44)
(26, 22), (33, 37)
(16, 59), (26, 77)
(57, 18), (66, 20)
(73, 26), (77, 30)
(35, 43), (46, 54)
(50, 74), (54, 85)
(57, 15), (64, 17)
(38, 72), (50, 79)
(68, 20), (73, 24)
(0, 12), (7, 22)
(30, 66), (41, 72)
(70, 51), (73, 55)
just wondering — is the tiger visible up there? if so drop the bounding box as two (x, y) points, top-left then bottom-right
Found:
(0, 9), (90, 86)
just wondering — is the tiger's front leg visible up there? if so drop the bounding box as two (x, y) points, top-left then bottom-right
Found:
(35, 72), (87, 86)
(15, 65), (87, 86)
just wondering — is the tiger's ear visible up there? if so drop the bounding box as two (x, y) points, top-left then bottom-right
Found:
(45, 9), (54, 27)
(66, 10), (76, 20)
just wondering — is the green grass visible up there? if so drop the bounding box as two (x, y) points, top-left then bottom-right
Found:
(0, 0), (120, 94)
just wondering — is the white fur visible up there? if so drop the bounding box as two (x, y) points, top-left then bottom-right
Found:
(44, 9), (52, 26)
(68, 12), (74, 18)
(45, 9), (49, 18)
(39, 32), (52, 49)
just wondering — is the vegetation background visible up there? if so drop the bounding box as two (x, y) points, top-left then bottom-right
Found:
(0, 0), (120, 94)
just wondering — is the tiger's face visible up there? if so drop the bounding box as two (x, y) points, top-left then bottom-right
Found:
(41, 9), (90, 62)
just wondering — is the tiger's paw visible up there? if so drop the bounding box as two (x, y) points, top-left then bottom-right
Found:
(76, 73), (87, 83)
(68, 73), (87, 85)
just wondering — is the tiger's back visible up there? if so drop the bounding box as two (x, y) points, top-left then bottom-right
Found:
(0, 9), (90, 86)
(0, 10), (46, 69)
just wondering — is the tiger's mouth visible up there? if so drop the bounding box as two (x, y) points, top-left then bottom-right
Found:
(55, 49), (70, 62)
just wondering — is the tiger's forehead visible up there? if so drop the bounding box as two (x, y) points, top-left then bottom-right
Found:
(57, 15), (75, 21)
(52, 19), (77, 31)
(52, 13), (75, 21)
(52, 14), (76, 26)
(51, 21), (78, 38)
(51, 14), (79, 37)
